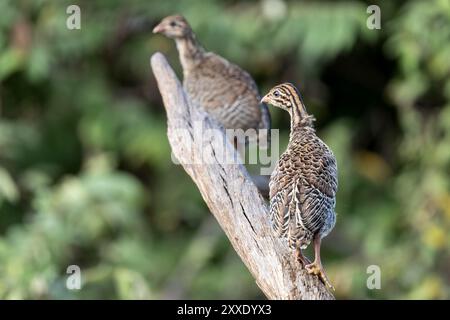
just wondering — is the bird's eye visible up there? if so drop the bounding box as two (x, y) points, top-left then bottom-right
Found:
(273, 90), (280, 98)
(170, 21), (177, 27)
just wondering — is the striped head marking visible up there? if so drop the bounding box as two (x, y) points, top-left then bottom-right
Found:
(261, 83), (309, 119)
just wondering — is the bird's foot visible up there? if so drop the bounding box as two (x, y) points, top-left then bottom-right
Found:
(305, 262), (335, 291)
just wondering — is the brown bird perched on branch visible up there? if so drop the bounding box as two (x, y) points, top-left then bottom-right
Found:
(261, 83), (338, 290)
(153, 15), (270, 145)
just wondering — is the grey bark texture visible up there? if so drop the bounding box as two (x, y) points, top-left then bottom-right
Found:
(150, 52), (334, 300)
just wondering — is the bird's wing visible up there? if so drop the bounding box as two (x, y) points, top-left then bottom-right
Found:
(269, 186), (290, 237)
(220, 56), (272, 138)
(209, 53), (260, 93)
(198, 53), (262, 124)
(300, 138), (338, 198)
(216, 58), (272, 132)
(269, 153), (297, 236)
(296, 137), (338, 234)
(202, 53), (260, 96)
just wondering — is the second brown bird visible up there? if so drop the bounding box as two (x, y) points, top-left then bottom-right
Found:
(153, 15), (270, 140)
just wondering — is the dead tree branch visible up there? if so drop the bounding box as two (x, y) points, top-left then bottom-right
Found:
(150, 52), (334, 300)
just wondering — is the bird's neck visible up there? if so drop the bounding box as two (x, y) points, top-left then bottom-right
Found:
(289, 93), (312, 135)
(290, 116), (315, 140)
(175, 33), (205, 73)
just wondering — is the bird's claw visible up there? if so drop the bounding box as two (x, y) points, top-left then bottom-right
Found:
(305, 262), (335, 291)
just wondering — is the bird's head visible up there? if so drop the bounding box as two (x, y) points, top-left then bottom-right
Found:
(261, 83), (302, 111)
(261, 83), (311, 124)
(153, 15), (192, 39)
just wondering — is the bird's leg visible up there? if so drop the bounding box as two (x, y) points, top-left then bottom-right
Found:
(291, 238), (310, 266)
(295, 247), (310, 267)
(305, 235), (334, 291)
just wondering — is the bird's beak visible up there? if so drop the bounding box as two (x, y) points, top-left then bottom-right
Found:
(153, 23), (165, 34)
(260, 94), (270, 104)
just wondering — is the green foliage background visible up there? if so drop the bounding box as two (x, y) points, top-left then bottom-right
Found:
(0, 0), (449, 299)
